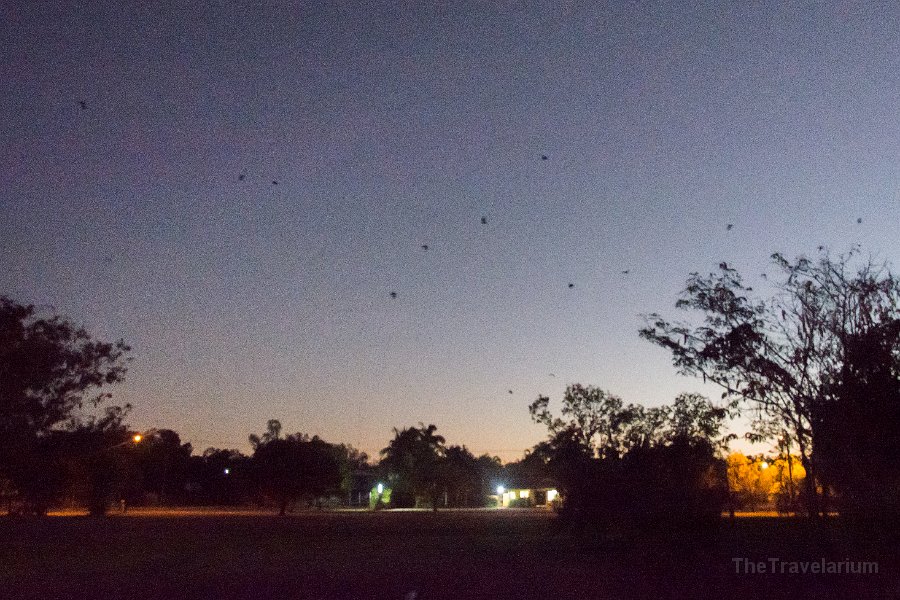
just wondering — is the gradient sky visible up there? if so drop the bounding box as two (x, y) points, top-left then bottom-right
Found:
(2, 1), (899, 461)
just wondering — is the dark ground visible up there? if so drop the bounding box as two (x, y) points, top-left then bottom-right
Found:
(0, 509), (896, 600)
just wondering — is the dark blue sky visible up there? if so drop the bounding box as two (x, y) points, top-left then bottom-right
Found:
(2, 1), (898, 459)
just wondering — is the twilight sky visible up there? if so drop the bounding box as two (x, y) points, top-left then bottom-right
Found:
(2, 1), (899, 460)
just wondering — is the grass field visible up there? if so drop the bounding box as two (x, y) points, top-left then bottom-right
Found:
(1, 509), (896, 599)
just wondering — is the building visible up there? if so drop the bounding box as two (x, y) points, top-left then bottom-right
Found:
(495, 478), (559, 508)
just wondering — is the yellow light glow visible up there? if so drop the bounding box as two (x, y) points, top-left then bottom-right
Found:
(132, 434), (142, 443)
(547, 490), (558, 502)
(759, 461), (769, 470)
(520, 490), (529, 498)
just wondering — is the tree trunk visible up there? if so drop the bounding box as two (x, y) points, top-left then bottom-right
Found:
(799, 453), (820, 520)
(786, 452), (796, 509)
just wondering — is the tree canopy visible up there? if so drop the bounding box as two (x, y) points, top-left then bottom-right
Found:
(528, 385), (731, 534)
(640, 248), (900, 517)
(249, 420), (342, 515)
(379, 424), (446, 510)
(529, 385), (732, 460)
(0, 297), (131, 514)
(0, 297), (130, 438)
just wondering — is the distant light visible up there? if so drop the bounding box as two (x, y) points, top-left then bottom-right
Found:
(132, 434), (142, 443)
(760, 461), (769, 470)
(547, 490), (558, 502)
(377, 483), (384, 494)
(496, 485), (505, 495)
(224, 468), (230, 475)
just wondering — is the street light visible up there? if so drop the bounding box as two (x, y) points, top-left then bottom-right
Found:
(376, 483), (384, 494)
(106, 432), (146, 451)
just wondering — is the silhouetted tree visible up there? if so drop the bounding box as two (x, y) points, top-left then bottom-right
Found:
(640, 248), (900, 517)
(62, 407), (136, 515)
(613, 437), (727, 535)
(474, 453), (503, 505)
(133, 429), (193, 505)
(530, 386), (731, 536)
(332, 443), (370, 499)
(3, 407), (136, 516)
(813, 318), (900, 523)
(4, 433), (68, 515)
(0, 297), (130, 514)
(529, 385), (632, 459)
(441, 445), (480, 507)
(185, 448), (251, 505)
(248, 419), (282, 448)
(249, 421), (342, 515)
(379, 424), (446, 510)
(528, 385), (725, 460)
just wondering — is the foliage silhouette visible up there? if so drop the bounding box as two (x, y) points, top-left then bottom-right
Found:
(641, 248), (900, 517)
(249, 420), (342, 515)
(813, 318), (900, 524)
(0, 296), (130, 514)
(530, 385), (731, 537)
(379, 424), (446, 510)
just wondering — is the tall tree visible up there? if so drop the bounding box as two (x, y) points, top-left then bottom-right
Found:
(813, 318), (900, 521)
(528, 386), (730, 532)
(528, 385), (633, 459)
(441, 445), (479, 507)
(249, 421), (341, 515)
(640, 248), (900, 517)
(133, 429), (193, 505)
(379, 424), (446, 510)
(332, 443), (371, 500)
(0, 297), (130, 514)
(58, 406), (135, 516)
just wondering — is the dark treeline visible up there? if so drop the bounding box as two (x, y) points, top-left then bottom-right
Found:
(0, 292), (543, 515)
(526, 388), (733, 536)
(2, 247), (899, 530)
(642, 248), (900, 530)
(0, 292), (521, 515)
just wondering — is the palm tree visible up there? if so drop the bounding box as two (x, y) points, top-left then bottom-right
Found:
(379, 424), (446, 510)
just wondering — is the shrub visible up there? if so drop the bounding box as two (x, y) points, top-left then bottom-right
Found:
(558, 439), (727, 538)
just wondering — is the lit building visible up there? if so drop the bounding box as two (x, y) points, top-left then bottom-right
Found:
(495, 482), (559, 508)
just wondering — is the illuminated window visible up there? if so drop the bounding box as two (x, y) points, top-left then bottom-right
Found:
(547, 490), (558, 502)
(519, 490), (529, 498)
